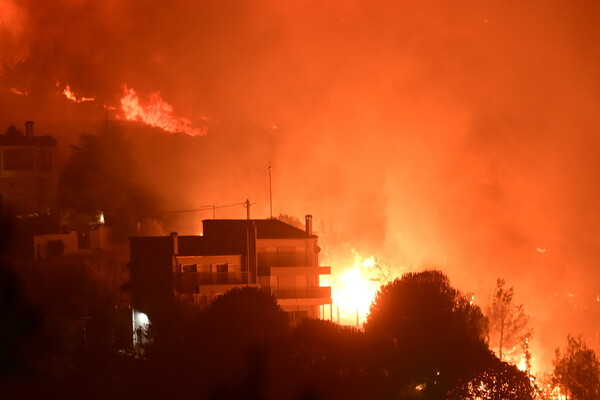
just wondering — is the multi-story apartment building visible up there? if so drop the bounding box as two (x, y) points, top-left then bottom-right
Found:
(0, 121), (58, 214)
(128, 216), (331, 340)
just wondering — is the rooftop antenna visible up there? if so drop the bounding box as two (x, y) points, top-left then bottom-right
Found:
(268, 163), (273, 219)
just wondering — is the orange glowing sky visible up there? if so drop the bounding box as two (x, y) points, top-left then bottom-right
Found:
(1, 0), (600, 373)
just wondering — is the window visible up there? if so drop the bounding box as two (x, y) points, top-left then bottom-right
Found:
(215, 264), (228, 284)
(277, 247), (296, 267)
(296, 249), (308, 266)
(257, 247), (276, 268)
(182, 264), (197, 273)
(216, 264), (228, 273)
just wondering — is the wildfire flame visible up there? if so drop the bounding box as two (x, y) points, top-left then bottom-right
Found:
(330, 250), (391, 326)
(61, 84), (95, 103)
(119, 85), (207, 136)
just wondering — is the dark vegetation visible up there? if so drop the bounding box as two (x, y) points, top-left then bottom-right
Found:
(60, 120), (159, 239)
(552, 334), (600, 400)
(487, 278), (531, 364)
(1, 244), (546, 400)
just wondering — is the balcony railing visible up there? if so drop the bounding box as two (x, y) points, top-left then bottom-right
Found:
(271, 286), (331, 300)
(175, 272), (250, 293)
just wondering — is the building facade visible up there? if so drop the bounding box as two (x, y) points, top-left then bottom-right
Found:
(128, 216), (331, 340)
(0, 121), (58, 214)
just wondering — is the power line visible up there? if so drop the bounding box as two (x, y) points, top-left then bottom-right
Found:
(0, 187), (252, 216)
(128, 202), (249, 215)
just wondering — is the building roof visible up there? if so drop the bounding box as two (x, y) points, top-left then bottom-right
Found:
(130, 218), (317, 259)
(202, 218), (316, 239)
(0, 134), (57, 147)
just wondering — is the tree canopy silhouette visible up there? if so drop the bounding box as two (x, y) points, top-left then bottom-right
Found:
(448, 359), (536, 400)
(60, 121), (158, 235)
(291, 319), (371, 400)
(365, 270), (493, 399)
(552, 334), (600, 400)
(486, 278), (530, 363)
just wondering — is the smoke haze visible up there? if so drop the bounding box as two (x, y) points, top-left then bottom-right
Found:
(2, 0), (600, 371)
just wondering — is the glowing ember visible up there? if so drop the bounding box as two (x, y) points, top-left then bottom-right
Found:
(330, 250), (390, 326)
(119, 85), (207, 136)
(61, 84), (95, 103)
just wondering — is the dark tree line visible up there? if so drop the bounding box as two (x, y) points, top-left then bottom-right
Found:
(2, 239), (598, 400)
(2, 267), (538, 400)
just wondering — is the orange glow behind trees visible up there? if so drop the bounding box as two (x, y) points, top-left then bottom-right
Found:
(329, 251), (392, 326)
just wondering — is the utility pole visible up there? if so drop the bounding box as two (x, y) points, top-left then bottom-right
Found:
(268, 163), (273, 219)
(245, 199), (251, 220)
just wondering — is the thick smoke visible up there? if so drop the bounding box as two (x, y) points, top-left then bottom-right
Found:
(2, 0), (600, 371)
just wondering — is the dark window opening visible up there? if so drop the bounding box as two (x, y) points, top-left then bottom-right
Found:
(216, 264), (228, 273)
(216, 264), (228, 284)
(182, 264), (197, 273)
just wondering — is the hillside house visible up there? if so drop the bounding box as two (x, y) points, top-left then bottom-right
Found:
(127, 216), (332, 342)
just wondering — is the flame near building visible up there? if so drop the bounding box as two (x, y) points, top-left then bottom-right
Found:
(325, 250), (393, 326)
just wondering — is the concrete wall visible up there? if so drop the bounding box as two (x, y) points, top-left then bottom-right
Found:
(33, 226), (112, 259)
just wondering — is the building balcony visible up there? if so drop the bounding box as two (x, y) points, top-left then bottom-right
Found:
(260, 266), (331, 276)
(271, 286), (332, 306)
(174, 272), (249, 293)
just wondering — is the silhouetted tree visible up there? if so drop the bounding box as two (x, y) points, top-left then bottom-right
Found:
(277, 214), (304, 229)
(552, 334), (600, 400)
(487, 279), (530, 363)
(200, 287), (289, 348)
(60, 121), (158, 236)
(142, 287), (290, 399)
(291, 319), (371, 400)
(18, 255), (119, 363)
(448, 359), (536, 400)
(4, 124), (21, 136)
(365, 270), (493, 399)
